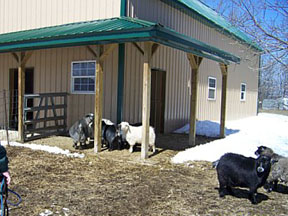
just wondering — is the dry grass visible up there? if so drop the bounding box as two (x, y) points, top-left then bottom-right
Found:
(5, 133), (288, 216)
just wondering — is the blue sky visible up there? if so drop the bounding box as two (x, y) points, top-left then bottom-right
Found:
(200, 0), (286, 26)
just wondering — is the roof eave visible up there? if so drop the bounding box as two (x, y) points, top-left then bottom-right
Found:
(161, 0), (263, 52)
(0, 30), (154, 53)
(152, 25), (240, 64)
(0, 19), (239, 64)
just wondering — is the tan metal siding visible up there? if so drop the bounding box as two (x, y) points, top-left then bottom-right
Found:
(123, 43), (192, 132)
(0, 45), (119, 127)
(0, 54), (18, 126)
(125, 0), (259, 132)
(123, 43), (144, 124)
(0, 0), (121, 34)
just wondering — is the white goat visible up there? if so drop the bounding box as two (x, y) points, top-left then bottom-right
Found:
(119, 122), (156, 153)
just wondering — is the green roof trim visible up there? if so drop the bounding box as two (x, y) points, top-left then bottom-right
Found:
(0, 16), (240, 64)
(161, 0), (262, 51)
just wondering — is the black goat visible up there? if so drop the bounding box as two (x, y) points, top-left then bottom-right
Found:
(216, 153), (272, 204)
(101, 119), (122, 151)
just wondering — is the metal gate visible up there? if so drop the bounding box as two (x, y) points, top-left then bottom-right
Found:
(23, 92), (67, 142)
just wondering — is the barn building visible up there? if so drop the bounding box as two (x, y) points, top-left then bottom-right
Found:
(0, 0), (261, 158)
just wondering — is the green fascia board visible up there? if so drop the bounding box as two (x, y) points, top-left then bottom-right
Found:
(151, 35), (230, 64)
(0, 30), (153, 52)
(152, 25), (240, 63)
(0, 17), (239, 64)
(152, 35), (230, 64)
(161, 0), (262, 52)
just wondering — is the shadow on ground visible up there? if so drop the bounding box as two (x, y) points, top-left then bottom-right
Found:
(155, 133), (219, 151)
(214, 187), (269, 204)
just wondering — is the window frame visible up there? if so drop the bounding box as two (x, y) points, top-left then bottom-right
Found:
(71, 60), (96, 94)
(240, 83), (247, 101)
(208, 76), (217, 100)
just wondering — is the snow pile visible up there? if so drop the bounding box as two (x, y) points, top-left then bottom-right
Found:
(1, 141), (84, 159)
(172, 113), (288, 164)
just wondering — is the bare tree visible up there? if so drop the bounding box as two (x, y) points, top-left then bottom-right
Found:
(202, 0), (288, 98)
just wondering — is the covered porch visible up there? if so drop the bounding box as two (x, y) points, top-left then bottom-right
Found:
(0, 16), (240, 159)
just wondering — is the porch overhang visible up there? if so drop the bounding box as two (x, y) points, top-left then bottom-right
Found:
(1, 17), (241, 157)
(0, 17), (240, 64)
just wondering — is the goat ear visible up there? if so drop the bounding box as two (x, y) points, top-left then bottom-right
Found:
(271, 159), (278, 164)
(127, 125), (131, 132)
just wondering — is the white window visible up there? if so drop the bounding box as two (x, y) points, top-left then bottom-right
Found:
(71, 61), (96, 94)
(208, 77), (216, 100)
(240, 83), (246, 101)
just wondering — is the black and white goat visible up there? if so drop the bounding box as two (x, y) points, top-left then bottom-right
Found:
(69, 113), (94, 149)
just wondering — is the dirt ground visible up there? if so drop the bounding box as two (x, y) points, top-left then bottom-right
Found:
(5, 133), (288, 216)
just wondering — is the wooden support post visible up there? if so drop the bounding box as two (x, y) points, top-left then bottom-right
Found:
(141, 42), (153, 159)
(187, 54), (203, 147)
(131, 42), (158, 159)
(18, 61), (25, 142)
(219, 63), (228, 138)
(91, 44), (116, 153)
(13, 51), (33, 142)
(94, 45), (104, 153)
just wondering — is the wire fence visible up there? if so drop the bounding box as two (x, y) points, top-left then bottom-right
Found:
(0, 90), (19, 144)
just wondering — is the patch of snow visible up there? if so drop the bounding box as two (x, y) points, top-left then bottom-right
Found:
(0, 130), (18, 141)
(172, 113), (288, 164)
(39, 209), (53, 216)
(1, 141), (84, 159)
(63, 207), (70, 216)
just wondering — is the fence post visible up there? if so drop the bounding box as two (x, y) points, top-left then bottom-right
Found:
(3, 90), (10, 146)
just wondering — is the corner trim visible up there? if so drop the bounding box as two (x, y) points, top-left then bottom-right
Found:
(120, 0), (127, 16)
(117, 44), (125, 123)
(117, 0), (127, 123)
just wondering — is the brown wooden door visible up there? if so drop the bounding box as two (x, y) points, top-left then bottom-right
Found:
(150, 69), (166, 134)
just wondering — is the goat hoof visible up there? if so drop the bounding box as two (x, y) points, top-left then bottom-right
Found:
(219, 192), (225, 198)
(265, 188), (272, 193)
(251, 200), (257, 205)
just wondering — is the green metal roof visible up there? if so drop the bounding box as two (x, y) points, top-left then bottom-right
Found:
(0, 16), (240, 64)
(161, 0), (262, 51)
